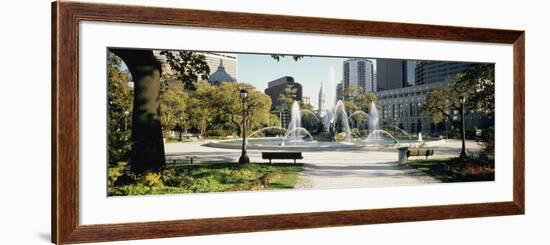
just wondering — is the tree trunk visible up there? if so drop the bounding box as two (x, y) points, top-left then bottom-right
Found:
(110, 49), (166, 174)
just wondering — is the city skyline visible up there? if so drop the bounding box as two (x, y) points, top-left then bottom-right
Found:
(120, 50), (481, 112)
(236, 53), (348, 110)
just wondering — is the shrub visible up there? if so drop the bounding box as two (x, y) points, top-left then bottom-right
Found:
(108, 162), (127, 188)
(142, 172), (163, 188)
(480, 126), (495, 156)
(108, 163), (301, 196)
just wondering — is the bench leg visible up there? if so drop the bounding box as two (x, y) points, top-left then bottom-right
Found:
(294, 159), (296, 164)
(269, 159), (272, 164)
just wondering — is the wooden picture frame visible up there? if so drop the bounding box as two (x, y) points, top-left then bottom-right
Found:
(52, 1), (525, 244)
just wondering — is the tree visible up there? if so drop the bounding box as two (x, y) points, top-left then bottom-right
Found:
(425, 88), (453, 125)
(463, 63), (495, 118)
(107, 52), (133, 166)
(268, 114), (282, 127)
(424, 63), (495, 157)
(159, 50), (211, 91)
(213, 82), (272, 137)
(277, 84), (299, 110)
(341, 86), (377, 112)
(160, 82), (189, 137)
(365, 92), (378, 110)
(110, 49), (166, 174)
(270, 55), (304, 62)
(187, 81), (216, 136)
(425, 64), (494, 124)
(341, 86), (378, 127)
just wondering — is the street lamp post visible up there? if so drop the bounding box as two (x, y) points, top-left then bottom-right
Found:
(239, 89), (250, 164)
(459, 95), (467, 158)
(178, 116), (184, 141)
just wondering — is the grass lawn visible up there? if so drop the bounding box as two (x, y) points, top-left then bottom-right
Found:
(108, 162), (303, 196)
(408, 156), (495, 183)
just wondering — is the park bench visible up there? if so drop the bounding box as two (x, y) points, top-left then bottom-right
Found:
(262, 152), (303, 164)
(167, 156), (197, 165)
(407, 148), (434, 159)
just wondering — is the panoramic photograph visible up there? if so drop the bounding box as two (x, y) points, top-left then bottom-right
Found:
(107, 48), (495, 196)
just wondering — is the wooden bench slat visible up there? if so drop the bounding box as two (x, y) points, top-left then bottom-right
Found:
(406, 149), (434, 159)
(262, 152), (303, 164)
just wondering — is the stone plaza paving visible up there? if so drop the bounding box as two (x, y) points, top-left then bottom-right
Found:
(164, 139), (481, 189)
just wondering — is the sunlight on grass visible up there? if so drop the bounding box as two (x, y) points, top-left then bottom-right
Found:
(108, 162), (303, 196)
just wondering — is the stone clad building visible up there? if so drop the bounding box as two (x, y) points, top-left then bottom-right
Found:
(376, 60), (490, 137)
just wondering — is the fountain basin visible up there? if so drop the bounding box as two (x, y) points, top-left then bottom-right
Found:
(204, 137), (445, 152)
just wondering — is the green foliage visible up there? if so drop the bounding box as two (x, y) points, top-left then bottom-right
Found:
(277, 84), (299, 110)
(156, 80), (273, 138)
(108, 163), (303, 196)
(211, 82), (272, 137)
(108, 162), (127, 189)
(425, 64), (495, 124)
(269, 114), (282, 127)
(341, 86), (378, 112)
(462, 63), (495, 117)
(480, 126), (495, 156)
(159, 50), (210, 90)
(143, 172), (163, 187)
(160, 81), (189, 136)
(107, 52), (133, 165)
(425, 89), (449, 124)
(187, 81), (217, 136)
(276, 83), (315, 113)
(270, 55), (304, 62)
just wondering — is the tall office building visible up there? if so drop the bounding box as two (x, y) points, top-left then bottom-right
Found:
(342, 58), (375, 96)
(376, 59), (416, 91)
(415, 61), (470, 85)
(264, 76), (303, 110)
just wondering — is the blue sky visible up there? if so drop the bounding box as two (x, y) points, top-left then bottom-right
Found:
(115, 50), (366, 110)
(236, 54), (347, 110)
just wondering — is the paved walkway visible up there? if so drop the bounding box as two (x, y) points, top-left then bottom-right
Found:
(164, 139), (480, 189)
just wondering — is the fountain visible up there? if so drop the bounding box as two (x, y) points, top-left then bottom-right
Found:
(348, 111), (369, 132)
(348, 111), (370, 120)
(384, 125), (413, 139)
(322, 67), (338, 129)
(300, 109), (321, 122)
(287, 101), (302, 141)
(282, 127), (315, 145)
(332, 100), (352, 142)
(368, 102), (380, 139)
(365, 129), (399, 144)
(248, 126), (287, 138)
(204, 67), (443, 152)
(417, 132), (423, 142)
